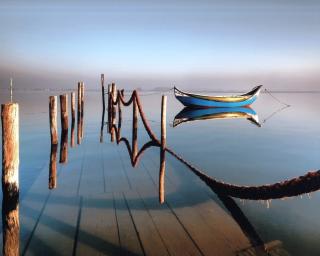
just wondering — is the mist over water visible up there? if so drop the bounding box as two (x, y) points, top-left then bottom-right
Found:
(1, 1), (320, 91)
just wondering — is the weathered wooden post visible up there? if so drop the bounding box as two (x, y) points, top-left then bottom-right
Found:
(1, 103), (20, 256)
(70, 92), (75, 147)
(117, 92), (122, 129)
(49, 96), (58, 145)
(77, 82), (82, 144)
(49, 144), (58, 189)
(159, 95), (167, 203)
(60, 94), (68, 132)
(100, 74), (106, 143)
(80, 82), (85, 139)
(116, 104), (122, 142)
(110, 106), (116, 142)
(111, 82), (117, 104)
(161, 95), (167, 149)
(59, 94), (68, 163)
(101, 74), (105, 113)
(110, 83), (117, 142)
(107, 84), (112, 133)
(100, 110), (105, 143)
(132, 93), (138, 160)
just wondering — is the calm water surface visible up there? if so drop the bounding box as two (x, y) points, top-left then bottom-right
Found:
(1, 90), (320, 255)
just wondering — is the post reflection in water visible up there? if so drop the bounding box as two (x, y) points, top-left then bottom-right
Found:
(159, 148), (166, 204)
(104, 89), (167, 204)
(103, 88), (320, 254)
(49, 144), (58, 189)
(71, 92), (76, 147)
(2, 185), (19, 256)
(59, 130), (68, 164)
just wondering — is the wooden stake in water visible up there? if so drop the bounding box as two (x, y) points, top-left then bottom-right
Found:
(107, 84), (112, 133)
(101, 74), (105, 112)
(80, 82), (85, 139)
(159, 95), (167, 203)
(161, 95), (167, 149)
(60, 94), (68, 132)
(132, 96), (138, 160)
(71, 92), (76, 147)
(49, 96), (58, 145)
(1, 103), (20, 256)
(110, 83), (117, 142)
(77, 82), (82, 144)
(111, 82), (117, 103)
(59, 94), (68, 163)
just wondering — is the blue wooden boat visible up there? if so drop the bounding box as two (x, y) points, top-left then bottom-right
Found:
(173, 107), (261, 127)
(174, 85), (262, 108)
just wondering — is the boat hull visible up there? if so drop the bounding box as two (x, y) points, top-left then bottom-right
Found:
(175, 94), (258, 108)
(174, 85), (262, 108)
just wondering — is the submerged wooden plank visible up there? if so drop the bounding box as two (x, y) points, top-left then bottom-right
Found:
(78, 141), (105, 196)
(102, 142), (131, 193)
(123, 190), (170, 256)
(24, 194), (80, 256)
(117, 145), (156, 192)
(75, 193), (121, 256)
(58, 143), (86, 195)
(114, 192), (144, 256)
(18, 163), (55, 254)
(142, 152), (245, 256)
(138, 189), (202, 256)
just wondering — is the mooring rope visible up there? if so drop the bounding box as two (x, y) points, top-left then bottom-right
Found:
(264, 88), (290, 107)
(106, 87), (174, 96)
(262, 105), (290, 124)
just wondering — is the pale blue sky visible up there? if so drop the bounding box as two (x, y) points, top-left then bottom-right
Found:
(0, 0), (319, 90)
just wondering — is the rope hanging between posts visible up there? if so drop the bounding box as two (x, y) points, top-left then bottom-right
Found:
(107, 87), (320, 201)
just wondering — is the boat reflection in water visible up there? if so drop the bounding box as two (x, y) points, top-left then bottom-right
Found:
(173, 106), (261, 128)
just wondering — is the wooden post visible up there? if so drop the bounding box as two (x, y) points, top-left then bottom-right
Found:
(161, 95), (167, 149)
(118, 96), (122, 129)
(100, 109), (105, 143)
(1, 103), (20, 256)
(49, 96), (58, 145)
(110, 83), (117, 142)
(110, 107), (116, 142)
(107, 84), (112, 133)
(60, 94), (68, 132)
(111, 82), (117, 104)
(49, 144), (58, 189)
(101, 74), (105, 112)
(100, 74), (106, 143)
(59, 94), (68, 163)
(80, 82), (85, 139)
(77, 82), (81, 144)
(159, 95), (167, 203)
(70, 92), (75, 147)
(132, 96), (138, 160)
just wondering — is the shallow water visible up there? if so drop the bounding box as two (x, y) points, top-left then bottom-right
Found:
(1, 89), (320, 255)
